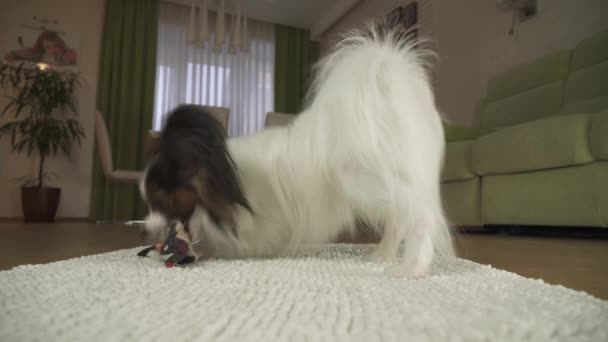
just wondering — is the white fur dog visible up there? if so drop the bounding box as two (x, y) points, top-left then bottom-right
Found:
(140, 26), (454, 278)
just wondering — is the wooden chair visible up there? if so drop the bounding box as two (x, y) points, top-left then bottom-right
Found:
(204, 105), (230, 134)
(265, 112), (296, 128)
(94, 110), (143, 184)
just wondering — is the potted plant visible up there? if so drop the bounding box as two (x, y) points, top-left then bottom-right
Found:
(0, 62), (84, 222)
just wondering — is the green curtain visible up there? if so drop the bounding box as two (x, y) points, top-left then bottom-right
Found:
(91, 0), (159, 221)
(274, 25), (320, 114)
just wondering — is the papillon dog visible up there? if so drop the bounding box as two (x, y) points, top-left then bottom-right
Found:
(140, 25), (454, 278)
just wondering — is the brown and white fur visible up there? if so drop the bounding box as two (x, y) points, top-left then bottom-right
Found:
(140, 26), (454, 278)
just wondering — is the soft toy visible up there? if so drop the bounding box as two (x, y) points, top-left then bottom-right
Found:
(137, 221), (196, 267)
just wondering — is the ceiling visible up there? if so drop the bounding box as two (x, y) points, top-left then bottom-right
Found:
(242, 0), (330, 30)
(167, 0), (361, 39)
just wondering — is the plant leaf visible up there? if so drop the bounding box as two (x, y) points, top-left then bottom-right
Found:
(0, 64), (85, 174)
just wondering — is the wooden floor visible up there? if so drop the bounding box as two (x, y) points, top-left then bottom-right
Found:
(1, 222), (607, 299)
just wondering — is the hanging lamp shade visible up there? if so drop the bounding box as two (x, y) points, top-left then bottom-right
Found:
(240, 7), (248, 52)
(232, 1), (242, 53)
(228, 12), (237, 54)
(214, 0), (226, 53)
(187, 0), (196, 43)
(198, 0), (209, 45)
(185, 0), (248, 54)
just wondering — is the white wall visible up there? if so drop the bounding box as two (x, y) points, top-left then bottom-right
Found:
(480, 0), (608, 85)
(429, 0), (482, 124)
(0, 0), (105, 218)
(320, 0), (483, 124)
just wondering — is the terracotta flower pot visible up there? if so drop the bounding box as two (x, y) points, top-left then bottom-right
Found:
(21, 186), (61, 222)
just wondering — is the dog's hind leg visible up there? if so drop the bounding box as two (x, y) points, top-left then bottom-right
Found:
(339, 161), (453, 276)
(340, 165), (407, 262)
(338, 163), (401, 261)
(385, 183), (453, 278)
(366, 180), (432, 273)
(385, 205), (435, 278)
(366, 197), (408, 262)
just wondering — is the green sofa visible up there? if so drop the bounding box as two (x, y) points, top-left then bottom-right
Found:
(441, 30), (608, 228)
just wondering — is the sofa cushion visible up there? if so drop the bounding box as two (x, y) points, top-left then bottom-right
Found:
(564, 30), (608, 108)
(442, 141), (475, 182)
(481, 81), (564, 127)
(561, 96), (608, 114)
(486, 50), (571, 101)
(472, 114), (595, 175)
(591, 111), (608, 160)
(564, 60), (608, 103)
(571, 30), (608, 70)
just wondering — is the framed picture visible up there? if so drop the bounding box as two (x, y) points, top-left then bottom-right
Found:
(403, 2), (418, 29)
(3, 24), (80, 70)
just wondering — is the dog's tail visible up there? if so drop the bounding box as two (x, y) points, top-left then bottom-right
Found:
(304, 24), (445, 159)
(306, 24), (454, 264)
(306, 24), (437, 107)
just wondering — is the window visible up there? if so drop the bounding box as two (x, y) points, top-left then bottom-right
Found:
(153, 1), (274, 136)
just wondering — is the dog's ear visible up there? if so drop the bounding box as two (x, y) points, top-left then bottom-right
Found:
(160, 105), (252, 225)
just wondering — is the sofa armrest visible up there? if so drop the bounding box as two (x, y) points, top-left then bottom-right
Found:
(442, 122), (493, 142)
(590, 110), (608, 160)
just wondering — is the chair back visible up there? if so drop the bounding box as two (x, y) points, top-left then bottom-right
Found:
(201, 105), (230, 134)
(265, 112), (296, 128)
(94, 110), (114, 176)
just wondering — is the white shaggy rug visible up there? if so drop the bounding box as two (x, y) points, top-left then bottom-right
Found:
(1, 245), (607, 342)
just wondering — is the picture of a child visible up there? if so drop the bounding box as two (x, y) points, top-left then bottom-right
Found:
(4, 30), (77, 66)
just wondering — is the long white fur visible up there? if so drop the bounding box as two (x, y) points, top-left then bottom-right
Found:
(145, 26), (454, 277)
